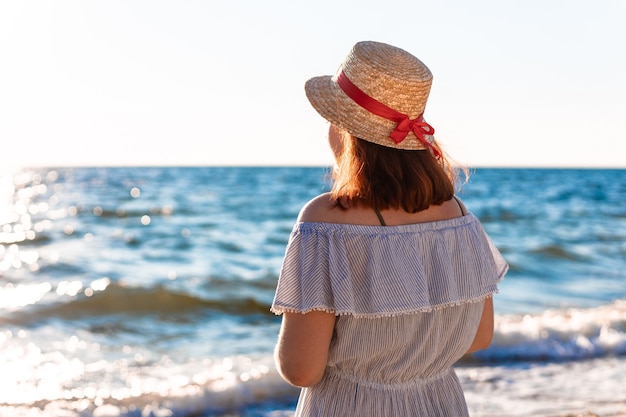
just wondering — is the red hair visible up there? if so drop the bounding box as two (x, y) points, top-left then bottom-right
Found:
(330, 132), (465, 212)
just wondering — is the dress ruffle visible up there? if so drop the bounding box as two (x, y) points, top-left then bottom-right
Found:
(271, 213), (507, 318)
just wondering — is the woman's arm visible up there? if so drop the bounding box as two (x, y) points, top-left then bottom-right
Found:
(274, 311), (336, 387)
(274, 194), (337, 387)
(466, 296), (494, 353)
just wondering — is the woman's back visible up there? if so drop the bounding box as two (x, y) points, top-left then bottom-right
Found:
(272, 210), (506, 416)
(314, 305), (484, 416)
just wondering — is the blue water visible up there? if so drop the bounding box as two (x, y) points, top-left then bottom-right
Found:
(0, 167), (625, 416)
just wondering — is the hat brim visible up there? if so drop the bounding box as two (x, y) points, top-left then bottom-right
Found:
(304, 75), (434, 151)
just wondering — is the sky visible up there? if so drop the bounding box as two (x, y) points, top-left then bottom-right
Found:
(1, 0), (625, 170)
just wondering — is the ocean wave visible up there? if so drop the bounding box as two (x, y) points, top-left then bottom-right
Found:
(529, 243), (589, 261)
(471, 298), (626, 362)
(8, 283), (271, 325)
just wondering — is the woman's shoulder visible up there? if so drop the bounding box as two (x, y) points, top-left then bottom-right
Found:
(297, 193), (339, 223)
(296, 194), (385, 226)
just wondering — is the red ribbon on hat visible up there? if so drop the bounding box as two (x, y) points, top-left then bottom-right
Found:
(336, 71), (441, 158)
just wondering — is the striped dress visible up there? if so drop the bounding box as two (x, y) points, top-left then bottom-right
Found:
(271, 213), (508, 417)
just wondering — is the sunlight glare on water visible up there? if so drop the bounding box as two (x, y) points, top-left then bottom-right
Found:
(0, 282), (52, 310)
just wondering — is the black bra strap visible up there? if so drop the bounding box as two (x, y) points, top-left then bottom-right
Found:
(373, 207), (386, 226)
(453, 196), (467, 216)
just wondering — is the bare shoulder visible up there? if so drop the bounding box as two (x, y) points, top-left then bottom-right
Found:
(297, 193), (339, 223)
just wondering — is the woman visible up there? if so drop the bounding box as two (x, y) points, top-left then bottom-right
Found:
(271, 41), (508, 417)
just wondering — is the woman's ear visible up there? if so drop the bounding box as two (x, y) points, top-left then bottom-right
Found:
(328, 124), (344, 160)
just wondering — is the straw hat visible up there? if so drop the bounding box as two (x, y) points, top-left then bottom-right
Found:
(305, 41), (436, 151)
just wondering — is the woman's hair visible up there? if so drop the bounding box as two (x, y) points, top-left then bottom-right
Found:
(330, 131), (467, 212)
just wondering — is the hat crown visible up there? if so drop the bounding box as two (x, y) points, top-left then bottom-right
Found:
(339, 41), (433, 119)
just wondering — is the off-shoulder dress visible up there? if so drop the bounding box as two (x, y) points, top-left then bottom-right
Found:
(271, 212), (508, 417)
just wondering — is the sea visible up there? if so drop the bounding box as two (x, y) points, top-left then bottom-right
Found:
(0, 166), (625, 417)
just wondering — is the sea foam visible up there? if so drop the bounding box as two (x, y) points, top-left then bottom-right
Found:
(474, 298), (626, 362)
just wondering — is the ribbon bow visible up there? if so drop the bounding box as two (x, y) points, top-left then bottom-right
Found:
(336, 71), (440, 158)
(391, 115), (435, 146)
